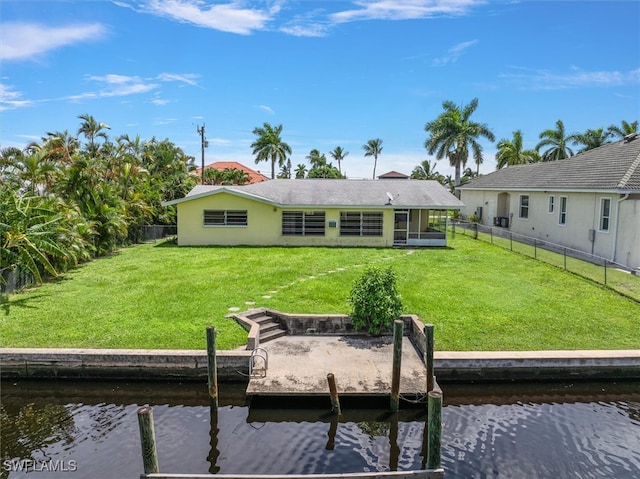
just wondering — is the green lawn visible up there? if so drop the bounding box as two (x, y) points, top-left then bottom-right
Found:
(1, 236), (638, 351)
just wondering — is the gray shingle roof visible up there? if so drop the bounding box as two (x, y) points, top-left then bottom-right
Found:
(167, 179), (463, 208)
(460, 137), (640, 191)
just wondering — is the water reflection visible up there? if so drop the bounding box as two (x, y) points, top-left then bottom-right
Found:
(1, 381), (639, 479)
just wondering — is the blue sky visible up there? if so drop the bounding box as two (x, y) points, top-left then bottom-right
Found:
(1, 0), (639, 179)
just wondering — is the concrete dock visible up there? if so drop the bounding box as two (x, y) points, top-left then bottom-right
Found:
(245, 335), (428, 397)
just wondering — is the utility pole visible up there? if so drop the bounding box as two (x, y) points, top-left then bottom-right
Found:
(197, 124), (208, 183)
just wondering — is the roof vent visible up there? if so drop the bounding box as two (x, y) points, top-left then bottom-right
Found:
(623, 133), (639, 143)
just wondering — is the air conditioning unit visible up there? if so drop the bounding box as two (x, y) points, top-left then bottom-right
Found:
(327, 220), (337, 228)
(475, 206), (483, 220)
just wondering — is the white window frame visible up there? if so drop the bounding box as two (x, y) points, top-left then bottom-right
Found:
(203, 210), (247, 227)
(599, 197), (611, 233)
(282, 211), (325, 236)
(558, 196), (568, 225)
(518, 195), (529, 219)
(548, 195), (555, 214)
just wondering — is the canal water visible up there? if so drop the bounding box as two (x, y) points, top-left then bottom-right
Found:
(1, 380), (639, 478)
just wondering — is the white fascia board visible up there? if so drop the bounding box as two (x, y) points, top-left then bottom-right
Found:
(161, 187), (275, 207)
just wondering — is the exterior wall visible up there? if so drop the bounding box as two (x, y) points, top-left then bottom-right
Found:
(177, 193), (396, 247)
(461, 190), (640, 270)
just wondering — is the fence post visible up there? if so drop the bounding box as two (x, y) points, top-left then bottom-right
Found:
(137, 406), (160, 474)
(534, 239), (537, 259)
(604, 259), (608, 286)
(206, 326), (218, 410)
(390, 320), (404, 412)
(510, 233), (513, 251)
(564, 248), (567, 269)
(490, 227), (493, 244)
(426, 390), (443, 470)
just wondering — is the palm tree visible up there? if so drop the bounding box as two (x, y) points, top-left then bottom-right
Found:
(306, 149), (327, 169)
(203, 168), (225, 185)
(250, 123), (292, 179)
(536, 120), (575, 161)
(329, 146), (349, 174)
(495, 130), (541, 169)
(410, 160), (442, 181)
(294, 163), (307, 179)
(424, 98), (494, 194)
(77, 114), (110, 158)
(362, 138), (383, 180)
(572, 128), (612, 153)
(607, 120), (638, 140)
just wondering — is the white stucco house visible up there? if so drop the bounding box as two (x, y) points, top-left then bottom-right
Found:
(458, 134), (640, 271)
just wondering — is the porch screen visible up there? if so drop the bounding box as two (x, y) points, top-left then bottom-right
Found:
(282, 211), (325, 236)
(340, 212), (383, 236)
(203, 210), (247, 226)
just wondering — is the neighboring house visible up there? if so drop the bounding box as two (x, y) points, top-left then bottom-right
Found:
(378, 171), (410, 179)
(459, 135), (640, 271)
(163, 179), (463, 247)
(193, 161), (270, 184)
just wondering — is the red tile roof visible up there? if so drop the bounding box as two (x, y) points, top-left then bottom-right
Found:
(378, 170), (410, 179)
(193, 161), (270, 184)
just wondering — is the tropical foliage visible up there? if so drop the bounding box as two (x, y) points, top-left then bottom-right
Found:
(251, 122), (292, 180)
(495, 130), (541, 169)
(1, 114), (195, 289)
(535, 119), (576, 161)
(410, 160), (444, 183)
(362, 138), (383, 180)
(424, 98), (494, 191)
(329, 146), (349, 175)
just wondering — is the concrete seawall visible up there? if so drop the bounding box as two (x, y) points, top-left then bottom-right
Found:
(2, 347), (639, 382)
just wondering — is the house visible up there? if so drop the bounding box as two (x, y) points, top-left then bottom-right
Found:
(378, 170), (410, 179)
(193, 161), (270, 184)
(163, 179), (463, 247)
(458, 135), (640, 271)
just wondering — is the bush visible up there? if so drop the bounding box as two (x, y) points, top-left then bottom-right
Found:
(348, 266), (403, 335)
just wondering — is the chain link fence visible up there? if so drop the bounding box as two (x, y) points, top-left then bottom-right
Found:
(451, 221), (640, 302)
(130, 225), (177, 244)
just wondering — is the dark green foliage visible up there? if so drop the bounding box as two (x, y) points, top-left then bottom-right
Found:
(348, 266), (402, 335)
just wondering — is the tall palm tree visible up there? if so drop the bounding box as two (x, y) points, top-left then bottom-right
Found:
(536, 119), (575, 161)
(250, 123), (292, 179)
(77, 113), (110, 157)
(294, 163), (307, 179)
(329, 146), (349, 174)
(495, 130), (541, 169)
(424, 98), (494, 193)
(306, 149), (327, 169)
(362, 138), (383, 180)
(607, 120), (638, 140)
(572, 128), (612, 153)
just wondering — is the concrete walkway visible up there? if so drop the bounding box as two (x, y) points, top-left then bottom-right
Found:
(246, 335), (427, 397)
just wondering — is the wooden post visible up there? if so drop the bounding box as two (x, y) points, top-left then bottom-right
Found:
(425, 324), (434, 393)
(327, 373), (341, 415)
(426, 390), (443, 470)
(390, 319), (403, 412)
(389, 413), (400, 471)
(137, 406), (159, 474)
(206, 326), (218, 410)
(325, 416), (338, 450)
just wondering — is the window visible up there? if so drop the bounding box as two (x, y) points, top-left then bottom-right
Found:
(519, 195), (529, 219)
(340, 211), (383, 236)
(203, 210), (247, 226)
(559, 196), (567, 225)
(599, 198), (611, 232)
(282, 211), (325, 236)
(548, 195), (555, 214)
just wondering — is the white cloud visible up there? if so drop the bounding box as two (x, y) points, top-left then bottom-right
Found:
(432, 39), (478, 66)
(151, 98), (170, 105)
(0, 83), (34, 110)
(122, 0), (274, 34)
(258, 104), (275, 114)
(501, 66), (640, 90)
(157, 72), (200, 86)
(330, 0), (483, 24)
(0, 22), (106, 61)
(280, 23), (328, 37)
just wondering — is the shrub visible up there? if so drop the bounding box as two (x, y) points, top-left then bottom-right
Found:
(348, 266), (403, 335)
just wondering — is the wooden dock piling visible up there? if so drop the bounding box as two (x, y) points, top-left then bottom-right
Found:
(390, 319), (404, 411)
(206, 326), (218, 409)
(327, 373), (341, 415)
(426, 390), (443, 470)
(425, 324), (434, 392)
(137, 406), (159, 474)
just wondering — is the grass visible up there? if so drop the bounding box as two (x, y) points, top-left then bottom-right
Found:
(1, 236), (638, 351)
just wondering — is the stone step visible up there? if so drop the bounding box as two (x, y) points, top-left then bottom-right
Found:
(260, 329), (287, 343)
(259, 321), (282, 333)
(250, 314), (273, 324)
